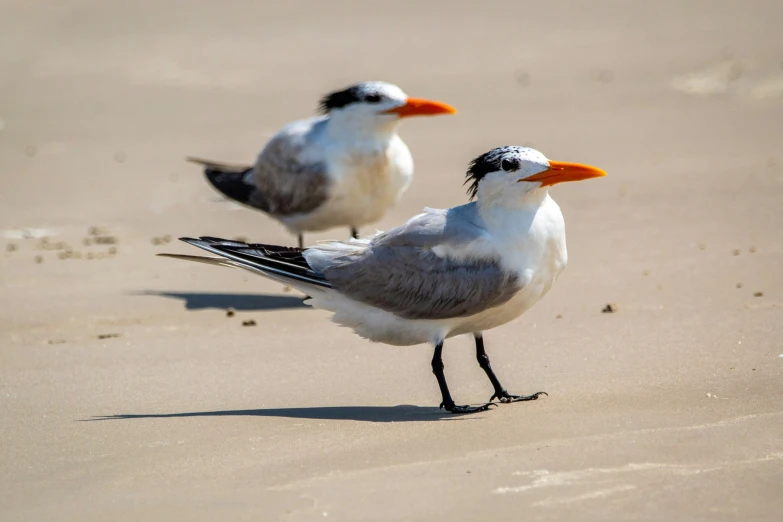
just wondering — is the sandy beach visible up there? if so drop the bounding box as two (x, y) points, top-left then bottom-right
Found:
(1, 1), (782, 520)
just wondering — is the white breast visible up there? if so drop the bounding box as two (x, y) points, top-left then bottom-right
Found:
(445, 195), (568, 337)
(286, 136), (412, 232)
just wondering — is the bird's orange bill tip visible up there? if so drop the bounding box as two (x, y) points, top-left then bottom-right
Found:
(520, 161), (607, 187)
(383, 97), (457, 117)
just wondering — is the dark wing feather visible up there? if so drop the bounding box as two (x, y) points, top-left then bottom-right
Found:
(179, 237), (331, 288)
(251, 122), (331, 216)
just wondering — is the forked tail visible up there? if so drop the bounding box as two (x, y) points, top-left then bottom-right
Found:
(186, 157), (260, 208)
(159, 236), (332, 292)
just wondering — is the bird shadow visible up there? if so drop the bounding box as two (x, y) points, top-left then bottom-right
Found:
(83, 404), (478, 423)
(136, 290), (310, 311)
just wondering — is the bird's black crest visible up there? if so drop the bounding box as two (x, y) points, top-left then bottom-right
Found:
(464, 146), (522, 200)
(317, 83), (386, 113)
(318, 86), (363, 113)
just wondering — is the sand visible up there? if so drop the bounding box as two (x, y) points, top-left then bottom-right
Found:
(1, 1), (782, 520)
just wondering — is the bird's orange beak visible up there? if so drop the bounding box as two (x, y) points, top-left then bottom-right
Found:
(520, 161), (607, 187)
(383, 98), (457, 118)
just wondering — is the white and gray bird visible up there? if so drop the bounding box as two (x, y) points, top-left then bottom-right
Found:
(188, 81), (456, 248)
(164, 146), (606, 413)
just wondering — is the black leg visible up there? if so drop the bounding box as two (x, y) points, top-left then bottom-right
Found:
(291, 234), (313, 299)
(431, 341), (493, 414)
(474, 333), (547, 404)
(350, 227), (359, 239)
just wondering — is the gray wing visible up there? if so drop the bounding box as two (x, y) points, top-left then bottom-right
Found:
(317, 206), (521, 320)
(251, 117), (331, 216)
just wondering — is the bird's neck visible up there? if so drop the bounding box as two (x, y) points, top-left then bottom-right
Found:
(326, 114), (400, 147)
(477, 189), (552, 238)
(477, 190), (567, 278)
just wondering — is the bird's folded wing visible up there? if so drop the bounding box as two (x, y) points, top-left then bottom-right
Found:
(253, 121), (331, 216)
(316, 207), (521, 320)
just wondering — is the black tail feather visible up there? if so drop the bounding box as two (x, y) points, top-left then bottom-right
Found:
(178, 237), (331, 289)
(203, 168), (257, 206)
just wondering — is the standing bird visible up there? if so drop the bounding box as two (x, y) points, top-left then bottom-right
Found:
(188, 81), (456, 248)
(164, 146), (606, 413)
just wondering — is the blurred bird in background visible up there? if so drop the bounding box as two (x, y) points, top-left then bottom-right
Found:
(187, 81), (456, 248)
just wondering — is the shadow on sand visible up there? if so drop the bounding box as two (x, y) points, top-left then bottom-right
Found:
(137, 291), (310, 311)
(84, 404), (483, 423)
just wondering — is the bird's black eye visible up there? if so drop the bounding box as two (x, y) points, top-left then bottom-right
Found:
(501, 157), (521, 172)
(364, 93), (382, 103)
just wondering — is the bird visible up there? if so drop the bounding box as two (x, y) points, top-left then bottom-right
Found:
(163, 146), (606, 414)
(187, 81), (456, 249)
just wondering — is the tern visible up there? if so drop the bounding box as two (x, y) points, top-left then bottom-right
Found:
(187, 81), (456, 248)
(164, 146), (606, 413)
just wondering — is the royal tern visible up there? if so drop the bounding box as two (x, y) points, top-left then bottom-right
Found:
(187, 81), (456, 248)
(164, 146), (606, 413)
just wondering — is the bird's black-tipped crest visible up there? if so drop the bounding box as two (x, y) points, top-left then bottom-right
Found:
(464, 146), (522, 200)
(318, 86), (363, 113)
(317, 83), (388, 113)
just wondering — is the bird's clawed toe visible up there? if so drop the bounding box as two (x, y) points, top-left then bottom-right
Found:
(490, 390), (548, 403)
(440, 401), (496, 414)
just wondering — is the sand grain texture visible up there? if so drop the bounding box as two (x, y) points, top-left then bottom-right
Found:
(1, 1), (782, 521)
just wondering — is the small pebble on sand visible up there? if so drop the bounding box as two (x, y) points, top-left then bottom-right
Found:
(736, 282), (743, 288)
(242, 320), (257, 327)
(732, 249), (741, 256)
(753, 291), (764, 297)
(93, 236), (117, 245)
(601, 303), (618, 313)
(698, 243), (706, 250)
(6, 243), (17, 252)
(515, 70), (531, 87)
(34, 255), (43, 264)
(642, 270), (650, 276)
(47, 339), (66, 345)
(749, 246), (756, 253)
(555, 314), (563, 319)
(97, 333), (121, 339)
(226, 308), (236, 317)
(591, 69), (614, 83)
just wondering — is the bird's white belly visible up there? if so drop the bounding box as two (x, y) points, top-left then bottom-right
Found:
(445, 279), (549, 338)
(447, 235), (567, 337)
(280, 151), (411, 234)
